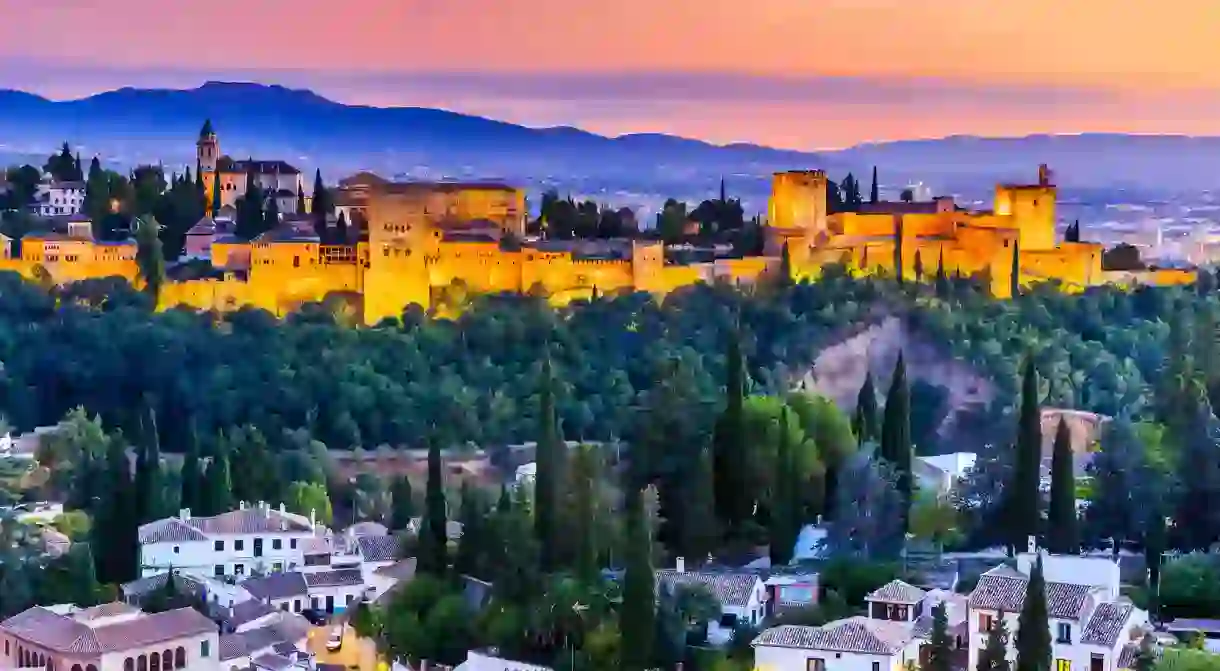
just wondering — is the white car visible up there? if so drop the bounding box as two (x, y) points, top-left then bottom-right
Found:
(326, 627), (343, 652)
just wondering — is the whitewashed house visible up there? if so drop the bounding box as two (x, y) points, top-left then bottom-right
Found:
(0, 602), (219, 671)
(138, 503), (323, 578)
(656, 559), (768, 645)
(753, 617), (923, 671)
(33, 177), (85, 217)
(967, 543), (1149, 671)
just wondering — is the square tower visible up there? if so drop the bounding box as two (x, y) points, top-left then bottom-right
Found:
(768, 171), (828, 234)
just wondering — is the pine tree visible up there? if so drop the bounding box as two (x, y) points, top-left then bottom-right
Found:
(769, 408), (800, 566)
(870, 166), (880, 204)
(713, 330), (751, 531)
(1046, 418), (1077, 553)
(620, 488), (656, 671)
(1015, 556), (1051, 671)
(389, 476), (415, 530)
(416, 438), (449, 576)
(180, 420), (201, 513)
(200, 437), (234, 516)
(853, 371), (880, 445)
(1010, 239), (1021, 298)
(928, 602), (953, 671)
(534, 356), (566, 572)
(977, 614), (1011, 671)
(880, 353), (913, 528)
(1010, 356), (1042, 552)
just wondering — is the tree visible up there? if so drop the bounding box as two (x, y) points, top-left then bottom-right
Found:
(1172, 403), (1220, 552)
(264, 192), (280, 231)
(678, 446), (719, 569)
(853, 372), (879, 445)
(210, 165), (222, 216)
(295, 188), (306, 217)
(568, 443), (607, 583)
(894, 219), (904, 283)
(869, 166), (879, 204)
(927, 602), (953, 671)
(977, 614), (1011, 671)
(1145, 509), (1166, 622)
(179, 421), (202, 513)
(620, 488), (656, 671)
(935, 249), (949, 297)
(311, 169), (329, 240)
(133, 400), (162, 524)
(826, 451), (905, 560)
(93, 436), (139, 583)
(453, 481), (486, 578)
(786, 391), (857, 522)
(200, 437), (234, 516)
(880, 353), (913, 528)
(713, 331), (751, 532)
(134, 216), (165, 303)
(285, 481), (333, 526)
(1084, 418), (1157, 551)
(1010, 356), (1042, 553)
(1010, 239), (1021, 298)
(913, 250), (924, 281)
(534, 356), (566, 572)
(335, 211), (349, 244)
(769, 408), (800, 566)
(1132, 635), (1157, 671)
(1015, 556), (1051, 671)
(1046, 418), (1077, 553)
(389, 476), (415, 531)
(417, 438), (449, 576)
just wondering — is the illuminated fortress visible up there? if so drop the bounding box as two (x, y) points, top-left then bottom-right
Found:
(0, 127), (1196, 325)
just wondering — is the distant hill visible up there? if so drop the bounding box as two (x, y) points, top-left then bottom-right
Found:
(1, 82), (1218, 201)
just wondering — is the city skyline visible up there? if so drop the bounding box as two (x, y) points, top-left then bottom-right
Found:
(1, 0), (1219, 149)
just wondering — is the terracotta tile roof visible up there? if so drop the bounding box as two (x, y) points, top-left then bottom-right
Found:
(219, 615), (309, 662)
(303, 568), (364, 588)
(188, 217), (218, 236)
(140, 507), (315, 544)
(356, 535), (400, 563)
(253, 652), (295, 670)
(968, 566), (1095, 620)
(867, 580), (928, 604)
(300, 536), (331, 555)
(1082, 602), (1135, 646)
(138, 518), (209, 543)
(655, 570), (760, 608)
(2, 606), (216, 655)
(242, 572), (309, 601)
(752, 617), (914, 654)
(224, 600), (277, 629)
(373, 558), (417, 581)
(74, 602), (141, 621)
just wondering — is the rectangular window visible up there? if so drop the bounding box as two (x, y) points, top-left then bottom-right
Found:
(1090, 655), (1104, 671)
(214, 565), (224, 577)
(293, 600), (301, 613)
(290, 538), (298, 549)
(214, 540), (224, 551)
(201, 640), (210, 658)
(234, 563), (245, 575)
(979, 614), (994, 632)
(273, 538), (282, 550)
(274, 562), (283, 572)
(1057, 660), (1071, 671)
(872, 663), (880, 671)
(806, 659), (825, 671)
(1057, 623), (1071, 644)
(235, 539), (244, 551)
(346, 594), (354, 605)
(173, 546), (180, 554)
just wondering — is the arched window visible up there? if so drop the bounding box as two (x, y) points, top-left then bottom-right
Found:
(46, 659), (54, 671)
(87, 664), (98, 671)
(124, 659), (134, 671)
(137, 655), (147, 671)
(72, 664), (83, 671)
(150, 652), (160, 671)
(174, 648), (186, 669)
(163, 651), (171, 668)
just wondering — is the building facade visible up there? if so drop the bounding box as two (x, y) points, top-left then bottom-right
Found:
(197, 122), (303, 215)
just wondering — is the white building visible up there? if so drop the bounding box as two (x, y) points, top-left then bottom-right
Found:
(914, 453), (977, 495)
(968, 546), (1148, 671)
(32, 177), (85, 217)
(138, 503), (323, 578)
(656, 560), (768, 645)
(0, 602), (219, 671)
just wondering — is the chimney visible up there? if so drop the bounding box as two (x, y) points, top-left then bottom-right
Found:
(676, 557), (685, 574)
(310, 508), (316, 528)
(239, 501), (247, 510)
(279, 502), (286, 516)
(263, 502), (270, 518)
(1027, 535), (1037, 555)
(1038, 164), (1051, 187)
(179, 508), (191, 521)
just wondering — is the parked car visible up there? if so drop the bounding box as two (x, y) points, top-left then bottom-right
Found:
(301, 609), (328, 626)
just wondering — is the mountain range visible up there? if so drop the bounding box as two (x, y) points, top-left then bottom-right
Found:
(0, 82), (1217, 210)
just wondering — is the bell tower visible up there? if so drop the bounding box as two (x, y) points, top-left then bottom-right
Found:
(197, 120), (219, 174)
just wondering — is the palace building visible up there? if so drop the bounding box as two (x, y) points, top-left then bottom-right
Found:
(0, 125), (1197, 325)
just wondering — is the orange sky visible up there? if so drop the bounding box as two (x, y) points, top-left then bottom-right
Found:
(1, 0), (1219, 148)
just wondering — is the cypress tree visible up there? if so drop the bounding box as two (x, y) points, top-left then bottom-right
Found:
(389, 476), (415, 530)
(180, 419), (201, 512)
(769, 408), (799, 566)
(534, 356), (565, 572)
(1046, 418), (1077, 553)
(1145, 508), (1166, 623)
(210, 165), (222, 216)
(870, 166), (879, 204)
(453, 481), (484, 578)
(679, 445), (718, 568)
(1010, 356), (1042, 552)
(913, 250), (924, 281)
(94, 436), (139, 583)
(200, 437), (234, 516)
(780, 241), (793, 285)
(977, 613), (1011, 671)
(417, 437), (449, 576)
(935, 249), (949, 297)
(880, 353), (913, 528)
(134, 401), (162, 524)
(853, 371), (880, 445)
(336, 211), (349, 244)
(620, 488), (656, 671)
(1010, 238), (1021, 298)
(264, 193), (280, 232)
(894, 218), (905, 283)
(928, 602), (953, 671)
(713, 330), (750, 531)
(1015, 556), (1051, 671)
(295, 187), (306, 217)
(311, 169), (329, 240)
(194, 161), (205, 211)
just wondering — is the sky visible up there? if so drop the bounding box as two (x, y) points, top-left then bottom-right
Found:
(1, 0), (1219, 149)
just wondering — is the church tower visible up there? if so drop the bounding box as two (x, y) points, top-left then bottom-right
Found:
(197, 120), (219, 173)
